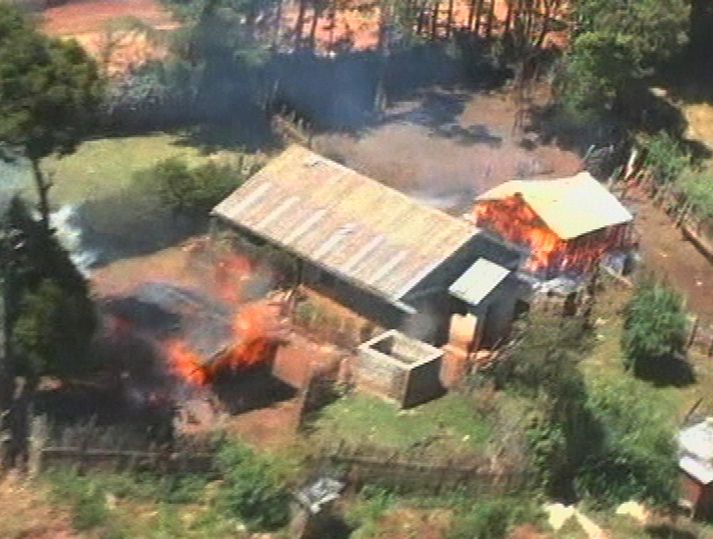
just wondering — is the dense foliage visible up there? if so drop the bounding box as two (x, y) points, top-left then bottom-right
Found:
(641, 131), (690, 185)
(215, 440), (290, 531)
(558, 0), (689, 117)
(495, 312), (679, 506)
(575, 377), (679, 507)
(3, 198), (96, 384)
(135, 157), (248, 218)
(622, 279), (689, 381)
(448, 496), (542, 539)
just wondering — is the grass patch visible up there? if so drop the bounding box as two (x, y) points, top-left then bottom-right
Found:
(44, 468), (240, 538)
(580, 283), (709, 425)
(41, 133), (239, 206)
(311, 391), (491, 453)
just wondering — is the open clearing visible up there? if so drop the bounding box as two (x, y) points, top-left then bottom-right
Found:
(314, 87), (582, 214)
(42, 134), (233, 206)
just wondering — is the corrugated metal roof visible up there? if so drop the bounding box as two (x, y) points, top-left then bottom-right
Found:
(448, 258), (510, 306)
(212, 145), (479, 304)
(679, 455), (713, 485)
(679, 420), (713, 462)
(477, 172), (633, 240)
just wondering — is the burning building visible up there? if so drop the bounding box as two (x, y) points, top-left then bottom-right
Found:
(474, 172), (635, 278)
(212, 145), (522, 349)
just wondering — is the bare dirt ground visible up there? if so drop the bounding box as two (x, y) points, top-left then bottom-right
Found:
(0, 473), (80, 539)
(628, 187), (713, 326)
(40, 0), (176, 77)
(314, 87), (582, 213)
(40, 0), (175, 36)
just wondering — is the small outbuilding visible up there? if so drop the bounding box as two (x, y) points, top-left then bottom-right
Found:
(678, 418), (713, 518)
(474, 172), (635, 277)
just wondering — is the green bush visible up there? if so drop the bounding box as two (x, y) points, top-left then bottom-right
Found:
(449, 497), (543, 539)
(215, 440), (290, 531)
(575, 377), (679, 507)
(641, 132), (690, 185)
(621, 279), (689, 382)
(135, 157), (245, 218)
(681, 168), (713, 224)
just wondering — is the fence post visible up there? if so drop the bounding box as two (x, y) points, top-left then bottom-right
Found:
(27, 415), (48, 477)
(687, 316), (700, 350)
(707, 333), (713, 359)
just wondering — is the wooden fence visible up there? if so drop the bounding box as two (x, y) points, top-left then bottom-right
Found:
(28, 416), (217, 476)
(313, 442), (527, 496)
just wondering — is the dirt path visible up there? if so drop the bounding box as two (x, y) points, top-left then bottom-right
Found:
(628, 188), (713, 326)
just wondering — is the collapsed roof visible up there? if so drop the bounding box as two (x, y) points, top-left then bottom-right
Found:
(212, 145), (482, 308)
(476, 172), (633, 240)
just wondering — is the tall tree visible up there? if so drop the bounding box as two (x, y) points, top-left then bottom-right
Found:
(0, 6), (103, 232)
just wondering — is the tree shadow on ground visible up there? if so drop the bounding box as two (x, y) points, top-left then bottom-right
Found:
(527, 82), (712, 162)
(633, 355), (696, 388)
(645, 523), (699, 539)
(67, 188), (204, 269)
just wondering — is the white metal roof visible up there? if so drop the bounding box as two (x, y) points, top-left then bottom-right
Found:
(448, 258), (510, 307)
(680, 455), (713, 485)
(476, 172), (633, 240)
(679, 419), (713, 462)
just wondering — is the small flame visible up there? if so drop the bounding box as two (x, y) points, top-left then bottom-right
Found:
(214, 253), (253, 304)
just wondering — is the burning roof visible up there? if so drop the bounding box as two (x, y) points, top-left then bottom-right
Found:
(477, 172), (633, 240)
(212, 145), (481, 308)
(104, 282), (234, 365)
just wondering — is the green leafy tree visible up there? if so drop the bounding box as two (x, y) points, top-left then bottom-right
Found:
(216, 440), (290, 531)
(11, 279), (96, 383)
(3, 197), (96, 385)
(622, 279), (688, 381)
(559, 0), (689, 116)
(681, 168), (713, 224)
(0, 5), (103, 230)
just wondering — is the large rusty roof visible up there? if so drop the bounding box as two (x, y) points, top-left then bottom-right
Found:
(212, 145), (478, 306)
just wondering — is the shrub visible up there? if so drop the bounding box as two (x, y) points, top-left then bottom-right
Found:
(641, 132), (689, 185)
(575, 378), (679, 507)
(215, 440), (290, 531)
(449, 497), (543, 539)
(621, 279), (689, 383)
(135, 157), (244, 218)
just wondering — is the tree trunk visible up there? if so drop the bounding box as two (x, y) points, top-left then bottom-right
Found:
(503, 0), (513, 34)
(431, 0), (440, 39)
(309, 3), (322, 50)
(417, 1), (426, 35)
(485, 0), (495, 39)
(30, 158), (51, 234)
(273, 0), (284, 48)
(467, 0), (477, 31)
(295, 0), (308, 48)
(474, 0), (484, 35)
(445, 0), (454, 38)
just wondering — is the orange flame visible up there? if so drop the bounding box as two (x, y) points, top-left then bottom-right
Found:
(164, 340), (209, 386)
(214, 253), (254, 304)
(474, 195), (631, 275)
(163, 303), (278, 386)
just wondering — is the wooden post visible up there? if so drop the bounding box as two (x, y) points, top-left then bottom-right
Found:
(707, 333), (713, 358)
(687, 316), (700, 349)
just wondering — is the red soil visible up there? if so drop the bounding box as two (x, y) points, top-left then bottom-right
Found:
(41, 0), (176, 37)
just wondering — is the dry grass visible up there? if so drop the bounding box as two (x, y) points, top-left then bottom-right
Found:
(0, 473), (81, 539)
